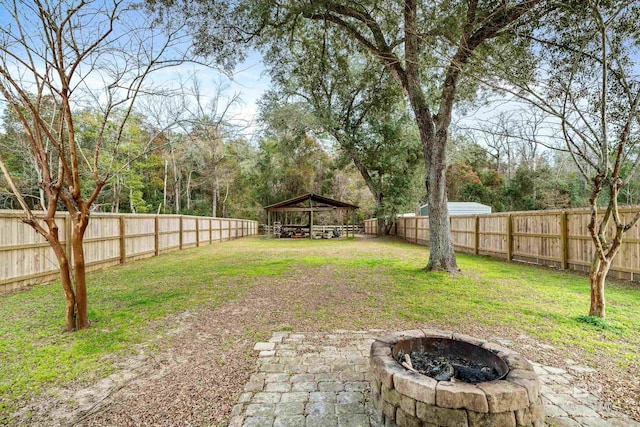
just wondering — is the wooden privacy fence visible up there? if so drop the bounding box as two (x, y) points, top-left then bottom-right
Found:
(364, 206), (640, 281)
(0, 211), (258, 292)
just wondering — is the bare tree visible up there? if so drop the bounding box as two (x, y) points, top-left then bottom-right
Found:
(474, 0), (640, 317)
(553, 2), (640, 318)
(183, 78), (242, 217)
(0, 0), (194, 330)
(468, 112), (517, 179)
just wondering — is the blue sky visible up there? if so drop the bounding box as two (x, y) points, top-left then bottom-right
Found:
(160, 49), (271, 140)
(225, 50), (271, 139)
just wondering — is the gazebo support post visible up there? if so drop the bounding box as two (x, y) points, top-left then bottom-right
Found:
(267, 211), (271, 237)
(351, 209), (355, 237)
(350, 209), (353, 237)
(309, 196), (313, 239)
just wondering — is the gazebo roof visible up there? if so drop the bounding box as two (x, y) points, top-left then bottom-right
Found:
(263, 193), (358, 212)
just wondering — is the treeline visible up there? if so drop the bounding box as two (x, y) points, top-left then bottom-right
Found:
(446, 135), (591, 212)
(3, 98), (639, 221)
(0, 100), (375, 221)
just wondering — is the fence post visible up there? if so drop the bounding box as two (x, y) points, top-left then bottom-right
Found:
(219, 219), (223, 242)
(179, 216), (183, 250)
(65, 213), (72, 263)
(474, 215), (479, 255)
(414, 217), (419, 244)
(119, 215), (126, 264)
(154, 216), (159, 256)
(506, 214), (513, 262)
(560, 211), (568, 270)
(195, 218), (200, 247)
(228, 219), (232, 240)
(209, 219), (213, 244)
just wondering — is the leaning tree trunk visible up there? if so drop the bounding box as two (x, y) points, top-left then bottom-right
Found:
(42, 216), (78, 331)
(50, 234), (77, 330)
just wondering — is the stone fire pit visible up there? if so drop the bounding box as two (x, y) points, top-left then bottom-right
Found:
(369, 329), (544, 427)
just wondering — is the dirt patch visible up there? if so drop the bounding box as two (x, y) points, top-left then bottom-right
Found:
(10, 262), (640, 425)
(11, 265), (379, 426)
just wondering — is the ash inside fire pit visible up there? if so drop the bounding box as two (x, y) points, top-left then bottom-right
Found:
(395, 349), (499, 383)
(390, 336), (509, 384)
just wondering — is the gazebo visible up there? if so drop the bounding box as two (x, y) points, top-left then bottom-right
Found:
(263, 193), (359, 239)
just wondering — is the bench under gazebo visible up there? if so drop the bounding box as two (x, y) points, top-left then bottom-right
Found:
(263, 193), (359, 239)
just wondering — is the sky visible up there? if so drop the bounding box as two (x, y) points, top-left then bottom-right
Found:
(222, 50), (271, 140)
(156, 49), (272, 142)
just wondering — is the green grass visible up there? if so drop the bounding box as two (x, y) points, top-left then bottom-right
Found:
(1, 236), (639, 421)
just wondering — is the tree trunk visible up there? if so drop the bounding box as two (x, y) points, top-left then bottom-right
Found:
(411, 98), (458, 272)
(112, 176), (120, 213)
(43, 216), (78, 331)
(71, 215), (90, 330)
(397, 0), (458, 272)
(129, 187), (136, 213)
(186, 170), (192, 211)
(173, 158), (180, 214)
(212, 176), (218, 218)
(222, 180), (229, 218)
(51, 239), (76, 331)
(425, 133), (457, 271)
(174, 180), (180, 213)
(588, 255), (609, 318)
(35, 167), (46, 211)
(163, 158), (168, 213)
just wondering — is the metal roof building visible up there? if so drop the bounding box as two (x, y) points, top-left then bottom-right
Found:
(419, 202), (492, 217)
(264, 193), (359, 238)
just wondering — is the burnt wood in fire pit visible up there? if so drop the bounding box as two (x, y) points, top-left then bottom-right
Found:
(393, 337), (509, 383)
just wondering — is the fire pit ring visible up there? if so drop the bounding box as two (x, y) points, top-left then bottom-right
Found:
(370, 329), (544, 427)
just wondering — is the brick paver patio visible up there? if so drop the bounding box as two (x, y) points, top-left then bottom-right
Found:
(229, 331), (638, 427)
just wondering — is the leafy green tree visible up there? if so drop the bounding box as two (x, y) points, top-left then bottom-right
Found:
(266, 0), (543, 270)
(260, 22), (421, 233)
(157, 0), (546, 271)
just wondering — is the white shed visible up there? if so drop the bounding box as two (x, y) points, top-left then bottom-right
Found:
(419, 202), (492, 216)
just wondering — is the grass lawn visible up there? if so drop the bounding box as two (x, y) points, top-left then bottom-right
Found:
(1, 235), (639, 423)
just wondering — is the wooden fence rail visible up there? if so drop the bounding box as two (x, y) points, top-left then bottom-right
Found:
(364, 206), (640, 282)
(0, 211), (258, 293)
